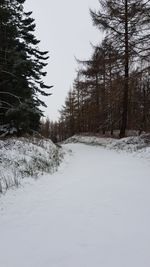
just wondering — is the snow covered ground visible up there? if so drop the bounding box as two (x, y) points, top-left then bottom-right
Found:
(64, 134), (150, 161)
(0, 143), (150, 267)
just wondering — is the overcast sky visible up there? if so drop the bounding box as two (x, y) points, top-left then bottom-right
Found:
(24, 0), (102, 120)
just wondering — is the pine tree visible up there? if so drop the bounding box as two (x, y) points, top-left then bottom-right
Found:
(59, 90), (76, 137)
(0, 0), (52, 135)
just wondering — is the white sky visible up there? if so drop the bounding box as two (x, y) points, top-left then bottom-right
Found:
(24, 0), (102, 120)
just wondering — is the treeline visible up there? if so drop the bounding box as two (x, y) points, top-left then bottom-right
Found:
(0, 0), (51, 136)
(43, 0), (150, 141)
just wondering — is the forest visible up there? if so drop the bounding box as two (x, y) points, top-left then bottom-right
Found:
(42, 0), (150, 142)
(0, 0), (150, 140)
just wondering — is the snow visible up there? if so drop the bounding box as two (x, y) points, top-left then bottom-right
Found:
(0, 143), (150, 267)
(64, 134), (150, 161)
(0, 137), (63, 193)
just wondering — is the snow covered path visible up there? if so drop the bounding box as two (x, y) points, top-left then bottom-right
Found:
(0, 143), (150, 267)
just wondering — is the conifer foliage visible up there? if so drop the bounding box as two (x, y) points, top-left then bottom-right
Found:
(0, 0), (52, 135)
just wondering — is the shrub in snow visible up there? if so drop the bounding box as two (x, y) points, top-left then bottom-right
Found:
(0, 137), (64, 194)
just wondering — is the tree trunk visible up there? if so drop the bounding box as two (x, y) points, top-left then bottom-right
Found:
(120, 0), (129, 138)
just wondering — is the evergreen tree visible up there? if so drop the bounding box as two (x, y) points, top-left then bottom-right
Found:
(0, 0), (52, 135)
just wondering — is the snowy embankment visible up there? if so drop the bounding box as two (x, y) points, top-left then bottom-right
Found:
(64, 134), (150, 161)
(0, 137), (63, 193)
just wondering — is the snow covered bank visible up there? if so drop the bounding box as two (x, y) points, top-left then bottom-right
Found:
(0, 137), (63, 193)
(64, 134), (150, 160)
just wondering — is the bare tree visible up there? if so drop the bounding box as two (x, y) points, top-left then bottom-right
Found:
(91, 0), (150, 137)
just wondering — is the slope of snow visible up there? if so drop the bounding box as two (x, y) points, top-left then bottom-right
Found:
(64, 134), (150, 161)
(0, 143), (150, 267)
(0, 137), (63, 193)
